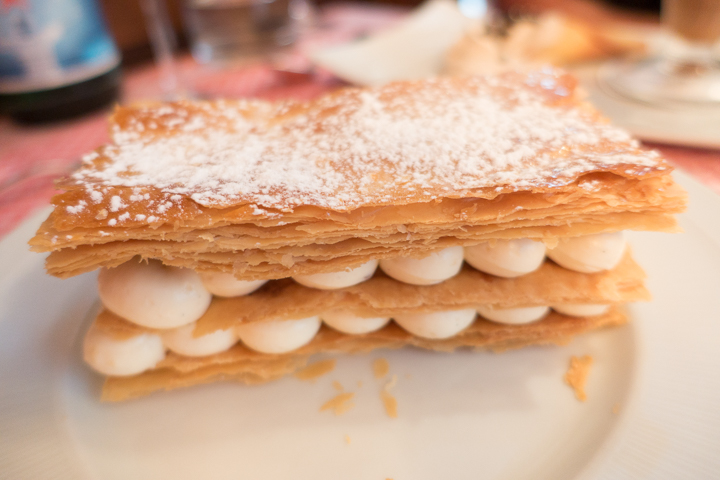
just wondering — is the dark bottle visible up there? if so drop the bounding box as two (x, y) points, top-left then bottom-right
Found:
(0, 0), (121, 123)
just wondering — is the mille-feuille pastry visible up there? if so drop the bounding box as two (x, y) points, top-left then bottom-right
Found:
(30, 70), (686, 401)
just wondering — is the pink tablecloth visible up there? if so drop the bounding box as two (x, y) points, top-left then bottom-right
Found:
(1, 3), (718, 239)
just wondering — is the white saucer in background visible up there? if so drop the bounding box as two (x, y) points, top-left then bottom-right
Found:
(573, 63), (720, 149)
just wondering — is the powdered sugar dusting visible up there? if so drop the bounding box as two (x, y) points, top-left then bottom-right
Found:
(71, 72), (662, 219)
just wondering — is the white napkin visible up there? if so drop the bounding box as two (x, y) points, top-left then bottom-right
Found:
(310, 0), (479, 86)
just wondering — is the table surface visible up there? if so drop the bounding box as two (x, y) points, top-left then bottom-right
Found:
(1, 3), (718, 240)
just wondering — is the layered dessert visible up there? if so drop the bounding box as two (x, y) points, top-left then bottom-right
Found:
(30, 70), (686, 401)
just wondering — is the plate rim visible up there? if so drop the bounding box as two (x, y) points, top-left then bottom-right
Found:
(1, 171), (719, 479)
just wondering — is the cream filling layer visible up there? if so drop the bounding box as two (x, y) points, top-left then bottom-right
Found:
(84, 305), (610, 376)
(96, 232), (626, 331)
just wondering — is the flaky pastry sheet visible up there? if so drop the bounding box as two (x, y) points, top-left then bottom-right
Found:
(33, 174), (685, 280)
(30, 71), (686, 280)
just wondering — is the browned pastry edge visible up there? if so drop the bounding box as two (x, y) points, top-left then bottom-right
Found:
(39, 212), (680, 281)
(31, 172), (686, 281)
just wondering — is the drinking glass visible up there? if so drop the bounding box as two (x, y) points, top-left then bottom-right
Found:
(182, 0), (304, 65)
(601, 0), (720, 104)
(139, 0), (187, 99)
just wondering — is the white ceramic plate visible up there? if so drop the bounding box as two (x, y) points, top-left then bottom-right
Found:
(573, 63), (720, 150)
(1, 171), (719, 479)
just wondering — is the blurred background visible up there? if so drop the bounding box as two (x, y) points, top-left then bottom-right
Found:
(0, 0), (669, 122)
(1, 0), (719, 238)
(98, 0), (659, 66)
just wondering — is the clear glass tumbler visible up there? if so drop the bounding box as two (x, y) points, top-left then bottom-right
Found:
(601, 0), (720, 105)
(182, 0), (300, 65)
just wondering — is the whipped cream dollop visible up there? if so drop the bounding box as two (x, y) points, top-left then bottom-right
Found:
(465, 238), (546, 277)
(380, 247), (464, 286)
(199, 271), (267, 297)
(294, 260), (378, 290)
(547, 232), (626, 273)
(236, 316), (321, 354)
(321, 311), (391, 335)
(98, 260), (212, 329)
(162, 322), (237, 357)
(553, 304), (610, 317)
(477, 305), (550, 324)
(83, 323), (165, 376)
(393, 308), (477, 339)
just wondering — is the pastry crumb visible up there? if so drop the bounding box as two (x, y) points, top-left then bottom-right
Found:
(294, 359), (336, 381)
(381, 374), (399, 418)
(332, 380), (344, 392)
(320, 392), (355, 416)
(381, 391), (398, 419)
(373, 358), (390, 379)
(345, 435), (351, 444)
(564, 355), (593, 402)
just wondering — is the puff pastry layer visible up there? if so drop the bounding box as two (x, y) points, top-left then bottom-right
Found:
(30, 71), (685, 280)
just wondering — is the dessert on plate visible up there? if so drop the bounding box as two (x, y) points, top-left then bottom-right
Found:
(30, 70), (686, 401)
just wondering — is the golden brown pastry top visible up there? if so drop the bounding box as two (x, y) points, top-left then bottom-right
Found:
(51, 69), (669, 232)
